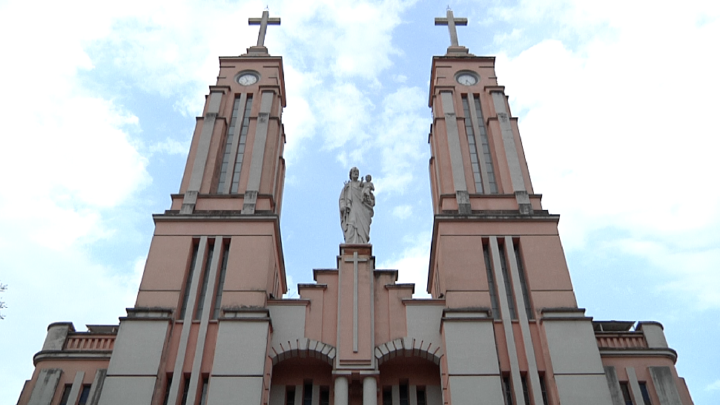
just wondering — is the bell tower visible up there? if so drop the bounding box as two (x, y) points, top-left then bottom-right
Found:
(426, 9), (611, 405)
(97, 11), (289, 405)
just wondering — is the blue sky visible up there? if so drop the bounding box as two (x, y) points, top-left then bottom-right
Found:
(1, 0), (718, 403)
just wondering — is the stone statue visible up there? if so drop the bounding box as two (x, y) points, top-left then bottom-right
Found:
(339, 167), (375, 244)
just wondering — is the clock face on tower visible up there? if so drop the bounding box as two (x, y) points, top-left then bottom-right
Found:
(456, 72), (479, 86)
(236, 72), (259, 86)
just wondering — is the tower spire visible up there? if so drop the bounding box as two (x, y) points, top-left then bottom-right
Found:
(434, 8), (472, 56)
(246, 9), (281, 55)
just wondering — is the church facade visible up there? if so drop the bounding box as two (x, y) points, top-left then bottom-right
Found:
(17, 11), (693, 405)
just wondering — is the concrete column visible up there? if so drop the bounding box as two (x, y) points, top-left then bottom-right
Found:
(28, 369), (63, 405)
(42, 322), (74, 351)
(65, 372), (85, 405)
(334, 376), (348, 405)
(363, 377), (377, 405)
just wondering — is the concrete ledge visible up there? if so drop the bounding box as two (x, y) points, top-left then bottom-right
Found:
(34, 350), (112, 366)
(598, 348), (678, 363)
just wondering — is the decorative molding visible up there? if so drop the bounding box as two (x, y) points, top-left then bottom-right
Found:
(374, 337), (443, 366)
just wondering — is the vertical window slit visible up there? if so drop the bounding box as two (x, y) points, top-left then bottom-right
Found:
(217, 95), (243, 193)
(195, 241), (215, 320)
(180, 244), (199, 319)
(473, 97), (497, 193)
(231, 95), (254, 193)
(213, 242), (230, 319)
(462, 96), (483, 193)
(513, 240), (534, 320)
(483, 243), (500, 320)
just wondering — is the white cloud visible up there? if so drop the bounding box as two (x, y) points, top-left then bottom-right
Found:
(706, 379), (720, 392)
(149, 137), (190, 156)
(392, 205), (413, 219)
(379, 232), (432, 298)
(373, 86), (428, 194)
(490, 1), (720, 308)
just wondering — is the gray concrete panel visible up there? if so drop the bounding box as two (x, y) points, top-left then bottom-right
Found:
(206, 377), (263, 405)
(242, 91), (274, 214)
(87, 369), (107, 405)
(269, 385), (284, 405)
(626, 367), (645, 405)
(66, 371), (85, 405)
(544, 319), (606, 375)
(212, 320), (269, 375)
(555, 374), (614, 405)
(426, 385), (442, 405)
(246, 92), (274, 189)
(440, 92), (468, 195)
(97, 376), (156, 405)
(649, 367), (682, 405)
(269, 305), (307, 349)
(187, 92), (222, 194)
(28, 368), (62, 405)
(106, 320), (169, 375)
(490, 92), (525, 193)
(443, 320), (499, 375)
(406, 305), (443, 350)
(604, 366), (624, 405)
(448, 376), (504, 405)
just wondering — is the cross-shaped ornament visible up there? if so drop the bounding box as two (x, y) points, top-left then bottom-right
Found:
(248, 10), (281, 47)
(344, 251), (368, 353)
(435, 8), (468, 48)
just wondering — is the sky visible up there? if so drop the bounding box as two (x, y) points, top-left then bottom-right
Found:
(0, 0), (718, 403)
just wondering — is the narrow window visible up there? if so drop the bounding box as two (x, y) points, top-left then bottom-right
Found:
(200, 377), (209, 405)
(462, 96), (483, 193)
(639, 382), (652, 405)
(195, 242), (215, 320)
(521, 375), (530, 405)
(181, 376), (191, 405)
(473, 97), (497, 193)
(286, 387), (296, 405)
(59, 384), (73, 405)
(620, 382), (634, 405)
(163, 375), (173, 405)
(320, 387), (330, 405)
(303, 382), (313, 405)
(180, 245), (199, 319)
(498, 242), (517, 319)
(502, 376), (514, 405)
(399, 382), (409, 405)
(77, 385), (91, 405)
(539, 374), (549, 405)
(213, 243), (230, 319)
(382, 388), (392, 405)
(416, 387), (427, 405)
(513, 241), (534, 320)
(230, 95), (254, 193)
(217, 95), (244, 193)
(483, 243), (500, 320)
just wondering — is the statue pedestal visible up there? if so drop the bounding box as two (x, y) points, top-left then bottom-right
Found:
(335, 243), (375, 370)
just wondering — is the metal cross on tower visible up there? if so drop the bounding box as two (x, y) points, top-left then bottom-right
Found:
(434, 8), (468, 47)
(248, 10), (281, 47)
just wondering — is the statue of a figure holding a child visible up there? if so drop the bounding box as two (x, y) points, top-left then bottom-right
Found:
(338, 167), (375, 244)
